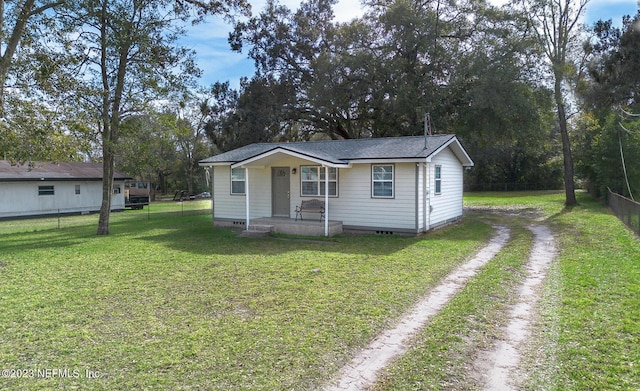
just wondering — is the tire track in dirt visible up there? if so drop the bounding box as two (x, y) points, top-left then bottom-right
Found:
(473, 224), (556, 391)
(323, 226), (511, 391)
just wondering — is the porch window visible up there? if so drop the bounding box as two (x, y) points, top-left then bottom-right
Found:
(231, 167), (246, 195)
(301, 166), (337, 197)
(372, 164), (394, 198)
(38, 185), (54, 196)
(435, 165), (442, 194)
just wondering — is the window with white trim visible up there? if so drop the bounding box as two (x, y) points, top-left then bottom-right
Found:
(231, 167), (246, 194)
(75, 185), (81, 195)
(301, 166), (337, 196)
(435, 165), (442, 194)
(372, 164), (394, 198)
(38, 185), (54, 196)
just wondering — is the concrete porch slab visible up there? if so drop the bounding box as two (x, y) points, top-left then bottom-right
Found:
(249, 217), (343, 236)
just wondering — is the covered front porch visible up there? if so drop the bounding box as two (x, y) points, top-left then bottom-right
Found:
(245, 217), (343, 237)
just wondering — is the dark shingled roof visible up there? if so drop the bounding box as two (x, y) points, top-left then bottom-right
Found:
(200, 135), (470, 165)
(0, 161), (133, 182)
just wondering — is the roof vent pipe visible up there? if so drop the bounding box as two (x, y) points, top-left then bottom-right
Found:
(424, 112), (432, 150)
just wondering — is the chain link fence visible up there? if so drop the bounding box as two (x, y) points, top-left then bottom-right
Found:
(608, 189), (640, 235)
(464, 182), (563, 192)
(0, 200), (212, 235)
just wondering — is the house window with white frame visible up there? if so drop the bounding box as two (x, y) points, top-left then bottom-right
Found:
(301, 166), (337, 196)
(231, 167), (246, 195)
(75, 185), (81, 195)
(435, 165), (442, 194)
(38, 185), (54, 196)
(372, 164), (394, 198)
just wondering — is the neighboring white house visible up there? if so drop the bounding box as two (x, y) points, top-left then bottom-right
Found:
(199, 135), (474, 236)
(0, 161), (132, 219)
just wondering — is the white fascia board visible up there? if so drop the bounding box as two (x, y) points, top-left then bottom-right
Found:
(198, 162), (231, 167)
(231, 147), (350, 169)
(348, 158), (426, 164)
(430, 137), (474, 167)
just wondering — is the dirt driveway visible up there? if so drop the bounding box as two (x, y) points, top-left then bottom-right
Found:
(323, 222), (556, 391)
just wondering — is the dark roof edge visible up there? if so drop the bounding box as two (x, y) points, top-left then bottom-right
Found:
(0, 177), (132, 182)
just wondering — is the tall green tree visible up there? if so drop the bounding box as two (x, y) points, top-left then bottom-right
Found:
(227, 0), (560, 190)
(576, 10), (640, 198)
(117, 112), (178, 198)
(60, 0), (248, 235)
(0, 0), (64, 117)
(0, 0), (86, 163)
(204, 76), (298, 152)
(172, 101), (211, 194)
(519, 0), (589, 206)
(585, 11), (640, 108)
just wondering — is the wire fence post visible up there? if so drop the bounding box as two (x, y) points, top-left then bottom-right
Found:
(57, 209), (61, 229)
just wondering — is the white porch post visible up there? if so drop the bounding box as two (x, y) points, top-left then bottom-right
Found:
(324, 165), (329, 237)
(245, 167), (250, 228)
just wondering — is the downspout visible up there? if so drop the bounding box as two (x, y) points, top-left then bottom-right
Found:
(426, 160), (431, 231)
(422, 162), (427, 232)
(245, 167), (250, 229)
(324, 165), (329, 237)
(415, 163), (420, 233)
(210, 166), (216, 227)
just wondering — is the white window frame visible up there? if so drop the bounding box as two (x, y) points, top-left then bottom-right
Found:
(38, 185), (54, 196)
(435, 165), (442, 195)
(231, 167), (246, 195)
(300, 166), (338, 197)
(75, 185), (81, 195)
(372, 164), (394, 198)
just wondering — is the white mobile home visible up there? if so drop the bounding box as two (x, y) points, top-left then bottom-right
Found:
(0, 161), (132, 219)
(199, 135), (473, 236)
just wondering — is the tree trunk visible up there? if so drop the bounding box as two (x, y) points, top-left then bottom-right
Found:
(97, 141), (114, 235)
(555, 77), (577, 206)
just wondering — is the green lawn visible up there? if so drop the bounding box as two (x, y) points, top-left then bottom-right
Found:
(0, 191), (638, 390)
(374, 191), (639, 390)
(0, 208), (491, 389)
(0, 200), (211, 235)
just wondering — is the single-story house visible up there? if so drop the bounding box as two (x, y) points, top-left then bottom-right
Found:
(0, 160), (132, 219)
(199, 135), (473, 236)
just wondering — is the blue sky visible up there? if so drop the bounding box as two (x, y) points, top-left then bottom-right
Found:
(181, 0), (639, 89)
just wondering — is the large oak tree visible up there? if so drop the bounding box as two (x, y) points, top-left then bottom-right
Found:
(59, 0), (249, 235)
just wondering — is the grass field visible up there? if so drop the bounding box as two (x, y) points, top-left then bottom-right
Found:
(465, 191), (639, 390)
(0, 203), (492, 389)
(0, 200), (211, 235)
(0, 191), (637, 390)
